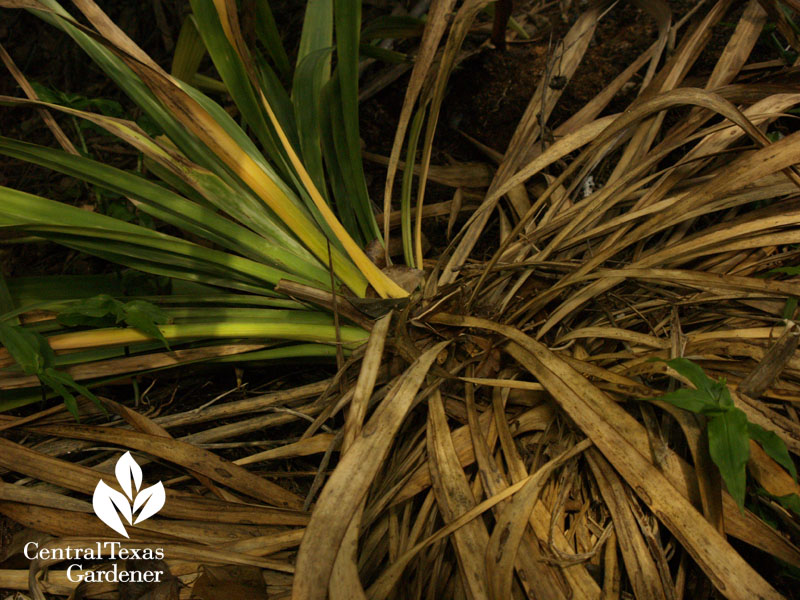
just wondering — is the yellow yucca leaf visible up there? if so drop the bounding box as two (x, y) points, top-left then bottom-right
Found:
(25, 321), (368, 353)
(256, 88), (409, 299)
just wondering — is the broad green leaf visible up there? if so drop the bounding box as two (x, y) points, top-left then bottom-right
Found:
(57, 294), (120, 327)
(293, 47), (334, 197)
(297, 0), (333, 69)
(769, 265), (800, 275)
(122, 300), (171, 349)
(708, 408), (751, 511)
(0, 321), (49, 375)
(749, 422), (798, 481)
(333, 0), (382, 243)
(711, 381), (734, 410)
(660, 357), (733, 410)
(39, 368), (80, 420)
(654, 388), (715, 414)
(665, 357), (716, 396)
(0, 321), (102, 419)
(254, 0), (292, 80)
(40, 367), (102, 420)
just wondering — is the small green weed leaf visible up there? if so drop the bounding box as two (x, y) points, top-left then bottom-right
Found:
(58, 295), (171, 349)
(0, 321), (50, 375)
(653, 357), (731, 414)
(656, 388), (716, 413)
(708, 408), (750, 511)
(0, 322), (103, 419)
(782, 297), (798, 320)
(710, 380), (734, 410)
(57, 294), (122, 327)
(664, 357), (715, 396)
(39, 368), (81, 420)
(122, 300), (171, 349)
(770, 265), (800, 276)
(748, 422), (797, 481)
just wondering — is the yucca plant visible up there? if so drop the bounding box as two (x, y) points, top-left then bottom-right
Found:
(3, 1), (800, 600)
(0, 0), (413, 413)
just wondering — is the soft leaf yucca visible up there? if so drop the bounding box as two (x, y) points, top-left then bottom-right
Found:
(0, 0), (406, 408)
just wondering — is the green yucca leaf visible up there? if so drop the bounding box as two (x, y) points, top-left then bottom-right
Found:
(43, 320), (367, 351)
(0, 187), (313, 292)
(0, 135), (331, 286)
(334, 0), (382, 244)
(253, 0), (292, 80)
(190, 1), (287, 165)
(293, 47), (334, 197)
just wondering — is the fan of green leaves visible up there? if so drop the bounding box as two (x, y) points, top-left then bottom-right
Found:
(0, 0), (409, 411)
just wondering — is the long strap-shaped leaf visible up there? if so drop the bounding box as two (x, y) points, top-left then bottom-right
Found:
(0, 187), (302, 292)
(0, 95), (328, 275)
(292, 341), (447, 600)
(11, 0), (394, 297)
(0, 136), (332, 286)
(208, 0), (407, 298)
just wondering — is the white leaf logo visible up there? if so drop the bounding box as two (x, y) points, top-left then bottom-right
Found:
(92, 451), (165, 538)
